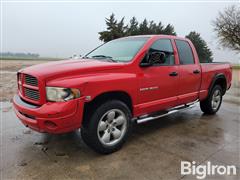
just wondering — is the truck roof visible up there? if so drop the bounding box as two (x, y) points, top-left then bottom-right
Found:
(121, 34), (188, 41)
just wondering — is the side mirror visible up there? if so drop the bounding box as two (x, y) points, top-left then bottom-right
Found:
(149, 51), (166, 64)
(140, 51), (166, 67)
(140, 52), (153, 67)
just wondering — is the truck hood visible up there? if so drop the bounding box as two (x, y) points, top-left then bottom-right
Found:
(20, 58), (124, 80)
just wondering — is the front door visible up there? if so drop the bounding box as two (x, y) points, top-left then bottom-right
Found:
(137, 39), (179, 114)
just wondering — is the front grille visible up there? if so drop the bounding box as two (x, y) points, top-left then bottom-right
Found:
(18, 73), (41, 103)
(17, 73), (21, 82)
(24, 88), (40, 100)
(25, 74), (38, 86)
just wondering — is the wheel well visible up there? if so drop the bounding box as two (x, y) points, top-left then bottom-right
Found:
(212, 76), (227, 95)
(82, 91), (133, 126)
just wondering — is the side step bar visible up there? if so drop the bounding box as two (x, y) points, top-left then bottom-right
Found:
(136, 100), (198, 124)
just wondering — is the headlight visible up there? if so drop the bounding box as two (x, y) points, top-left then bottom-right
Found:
(46, 87), (80, 102)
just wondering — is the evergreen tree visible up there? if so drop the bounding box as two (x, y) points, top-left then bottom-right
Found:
(98, 14), (213, 63)
(99, 14), (177, 42)
(99, 13), (118, 42)
(162, 24), (176, 35)
(138, 19), (150, 35)
(155, 22), (164, 34)
(115, 17), (127, 38)
(148, 21), (157, 34)
(186, 31), (213, 63)
(126, 17), (139, 35)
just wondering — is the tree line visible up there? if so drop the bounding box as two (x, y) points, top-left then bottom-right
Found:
(99, 14), (213, 63)
(0, 52), (40, 59)
(99, 14), (176, 42)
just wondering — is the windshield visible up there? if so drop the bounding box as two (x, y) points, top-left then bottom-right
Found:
(85, 37), (149, 62)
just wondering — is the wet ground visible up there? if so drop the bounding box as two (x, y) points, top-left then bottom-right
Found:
(1, 96), (239, 180)
(1, 60), (239, 179)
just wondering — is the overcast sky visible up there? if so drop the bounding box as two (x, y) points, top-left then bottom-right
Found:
(2, 1), (240, 63)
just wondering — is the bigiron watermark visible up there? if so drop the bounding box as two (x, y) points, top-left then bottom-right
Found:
(181, 161), (237, 179)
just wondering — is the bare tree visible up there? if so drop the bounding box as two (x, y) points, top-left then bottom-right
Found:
(213, 5), (240, 52)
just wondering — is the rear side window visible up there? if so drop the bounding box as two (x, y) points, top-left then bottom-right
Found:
(175, 40), (195, 65)
(149, 39), (175, 65)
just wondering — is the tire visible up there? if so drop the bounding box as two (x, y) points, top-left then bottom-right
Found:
(81, 100), (132, 154)
(200, 85), (223, 114)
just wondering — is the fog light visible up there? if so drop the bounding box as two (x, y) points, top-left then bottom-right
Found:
(44, 121), (57, 129)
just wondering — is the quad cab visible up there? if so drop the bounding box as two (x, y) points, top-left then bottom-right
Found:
(13, 35), (232, 154)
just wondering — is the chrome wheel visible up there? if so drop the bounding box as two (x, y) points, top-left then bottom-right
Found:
(211, 89), (221, 111)
(97, 109), (127, 146)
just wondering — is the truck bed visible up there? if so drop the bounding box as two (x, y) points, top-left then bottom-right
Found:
(200, 62), (232, 95)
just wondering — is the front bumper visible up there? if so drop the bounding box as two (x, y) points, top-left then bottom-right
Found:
(13, 95), (84, 134)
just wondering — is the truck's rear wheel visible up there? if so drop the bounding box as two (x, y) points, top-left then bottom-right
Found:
(81, 100), (132, 154)
(200, 85), (223, 114)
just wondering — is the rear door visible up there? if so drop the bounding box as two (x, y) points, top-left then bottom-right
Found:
(175, 39), (201, 104)
(137, 39), (179, 114)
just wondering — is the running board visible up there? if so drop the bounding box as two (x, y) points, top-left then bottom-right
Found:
(136, 100), (198, 124)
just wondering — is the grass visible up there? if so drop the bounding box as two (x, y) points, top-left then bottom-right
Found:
(232, 64), (240, 69)
(0, 57), (63, 61)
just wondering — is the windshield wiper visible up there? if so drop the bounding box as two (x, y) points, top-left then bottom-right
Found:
(91, 55), (117, 62)
(91, 55), (112, 59)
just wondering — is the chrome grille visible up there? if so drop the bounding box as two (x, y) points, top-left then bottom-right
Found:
(25, 74), (38, 86)
(24, 88), (40, 100)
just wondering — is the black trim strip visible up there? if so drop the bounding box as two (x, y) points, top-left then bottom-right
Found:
(14, 95), (39, 109)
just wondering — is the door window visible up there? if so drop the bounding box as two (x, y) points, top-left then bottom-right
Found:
(148, 39), (175, 65)
(175, 40), (195, 65)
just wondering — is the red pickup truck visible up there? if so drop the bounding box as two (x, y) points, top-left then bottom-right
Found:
(13, 35), (232, 154)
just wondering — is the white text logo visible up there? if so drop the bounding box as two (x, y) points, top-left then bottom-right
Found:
(181, 161), (237, 179)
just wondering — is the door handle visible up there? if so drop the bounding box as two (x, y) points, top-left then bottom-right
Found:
(169, 72), (178, 76)
(193, 69), (200, 74)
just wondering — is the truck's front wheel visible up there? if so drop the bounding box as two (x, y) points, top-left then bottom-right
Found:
(200, 85), (223, 114)
(81, 100), (132, 154)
